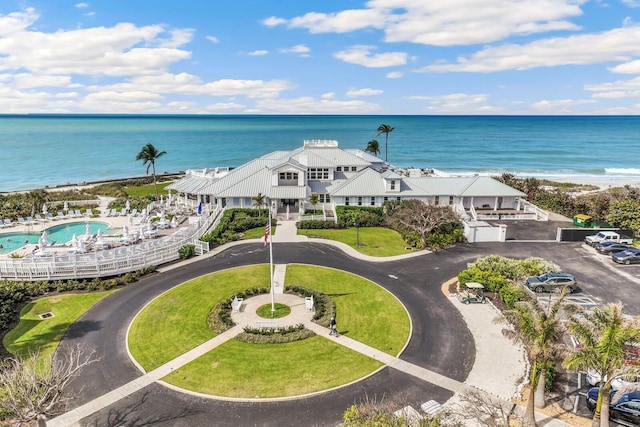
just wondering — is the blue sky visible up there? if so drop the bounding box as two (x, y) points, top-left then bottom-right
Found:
(1, 0), (640, 114)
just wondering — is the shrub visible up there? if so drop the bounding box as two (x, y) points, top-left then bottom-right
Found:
(178, 244), (196, 259)
(336, 206), (385, 227)
(499, 282), (527, 309)
(237, 324), (315, 344)
(457, 267), (510, 293)
(296, 220), (344, 230)
(201, 208), (269, 244)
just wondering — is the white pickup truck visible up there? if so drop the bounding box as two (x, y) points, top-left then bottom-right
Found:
(585, 231), (634, 246)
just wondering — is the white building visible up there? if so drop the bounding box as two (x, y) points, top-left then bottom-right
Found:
(168, 140), (546, 240)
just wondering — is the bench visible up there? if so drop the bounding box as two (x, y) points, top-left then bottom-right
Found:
(231, 296), (244, 313)
(305, 296), (314, 311)
(256, 320), (278, 329)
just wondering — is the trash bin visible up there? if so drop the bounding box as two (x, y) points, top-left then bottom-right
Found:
(573, 214), (592, 228)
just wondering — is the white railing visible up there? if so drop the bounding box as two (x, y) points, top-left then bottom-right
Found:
(521, 200), (549, 221)
(0, 206), (223, 282)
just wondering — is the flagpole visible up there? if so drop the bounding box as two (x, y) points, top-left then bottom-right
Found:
(268, 211), (275, 314)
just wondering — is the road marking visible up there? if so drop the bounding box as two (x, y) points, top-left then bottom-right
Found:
(388, 274), (398, 279)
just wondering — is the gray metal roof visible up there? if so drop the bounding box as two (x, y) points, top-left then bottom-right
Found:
(167, 176), (215, 193)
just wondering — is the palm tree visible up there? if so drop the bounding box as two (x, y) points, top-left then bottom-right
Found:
(135, 143), (167, 201)
(252, 192), (266, 217)
(376, 124), (394, 162)
(565, 303), (640, 427)
(25, 190), (47, 218)
(495, 289), (569, 427)
(364, 139), (381, 157)
(309, 193), (319, 214)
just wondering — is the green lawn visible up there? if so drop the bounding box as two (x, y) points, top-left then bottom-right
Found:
(125, 182), (173, 197)
(128, 265), (272, 370)
(129, 264), (410, 398)
(163, 337), (382, 397)
(240, 225), (277, 240)
(285, 264), (409, 355)
(297, 226), (411, 256)
(3, 291), (117, 360)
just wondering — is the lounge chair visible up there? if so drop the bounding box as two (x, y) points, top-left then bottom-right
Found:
(3, 219), (13, 227)
(111, 208), (118, 217)
(119, 208), (127, 216)
(35, 214), (47, 222)
(130, 208), (138, 217)
(26, 216), (38, 225)
(75, 209), (82, 217)
(46, 213), (55, 221)
(85, 208), (93, 217)
(17, 217), (27, 225)
(57, 212), (66, 220)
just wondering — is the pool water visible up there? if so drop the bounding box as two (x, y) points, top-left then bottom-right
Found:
(0, 222), (110, 254)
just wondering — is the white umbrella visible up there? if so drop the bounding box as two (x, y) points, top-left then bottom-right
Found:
(160, 211), (165, 222)
(42, 204), (48, 215)
(63, 201), (69, 212)
(70, 234), (78, 247)
(170, 216), (177, 228)
(96, 228), (103, 239)
(123, 225), (129, 236)
(85, 223), (91, 237)
(125, 200), (130, 211)
(141, 208), (147, 217)
(129, 214), (134, 225)
(139, 227), (145, 240)
(39, 230), (49, 254)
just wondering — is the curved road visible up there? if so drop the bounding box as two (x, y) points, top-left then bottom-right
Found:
(59, 239), (640, 426)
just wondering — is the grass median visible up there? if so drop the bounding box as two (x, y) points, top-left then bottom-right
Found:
(297, 227), (411, 257)
(129, 264), (410, 397)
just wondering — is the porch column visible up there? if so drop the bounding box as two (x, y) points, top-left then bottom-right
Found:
(517, 197), (521, 211)
(494, 197), (498, 211)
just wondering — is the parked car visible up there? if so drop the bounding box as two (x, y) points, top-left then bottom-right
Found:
(585, 231), (634, 247)
(612, 249), (640, 265)
(586, 369), (636, 391)
(586, 387), (640, 426)
(595, 242), (631, 255)
(525, 273), (577, 293)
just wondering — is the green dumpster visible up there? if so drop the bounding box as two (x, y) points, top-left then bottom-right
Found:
(573, 214), (592, 228)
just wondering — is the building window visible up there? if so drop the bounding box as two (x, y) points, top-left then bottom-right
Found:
(396, 197), (401, 202)
(351, 166), (357, 172)
(434, 195), (439, 206)
(279, 172), (285, 180)
(449, 196), (454, 205)
(390, 180), (396, 190)
(336, 166), (342, 172)
(370, 197), (375, 206)
(307, 168), (329, 180)
(357, 197), (363, 206)
(383, 196), (388, 202)
(345, 197), (350, 206)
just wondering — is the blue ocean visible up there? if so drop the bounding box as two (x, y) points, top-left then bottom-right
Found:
(2, 115), (640, 192)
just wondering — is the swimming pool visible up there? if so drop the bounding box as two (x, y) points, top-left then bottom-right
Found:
(0, 222), (111, 254)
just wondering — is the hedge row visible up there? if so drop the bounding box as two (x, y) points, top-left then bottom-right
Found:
(201, 208), (268, 244)
(236, 323), (316, 344)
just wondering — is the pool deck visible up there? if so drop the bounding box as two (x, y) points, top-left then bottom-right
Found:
(0, 204), (194, 258)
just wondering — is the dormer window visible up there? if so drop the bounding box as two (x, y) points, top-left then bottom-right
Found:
(390, 180), (396, 190)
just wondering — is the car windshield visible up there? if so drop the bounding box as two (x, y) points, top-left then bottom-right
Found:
(538, 274), (550, 281)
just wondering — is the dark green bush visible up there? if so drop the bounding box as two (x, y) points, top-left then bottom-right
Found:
(336, 206), (385, 227)
(178, 244), (196, 259)
(499, 282), (527, 309)
(296, 220), (343, 229)
(457, 267), (510, 293)
(201, 208), (269, 244)
(237, 323), (315, 344)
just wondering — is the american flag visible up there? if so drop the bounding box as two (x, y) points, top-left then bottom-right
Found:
(263, 221), (270, 247)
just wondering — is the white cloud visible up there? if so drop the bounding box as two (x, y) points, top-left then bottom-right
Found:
(158, 28), (194, 48)
(251, 96), (382, 114)
(0, 8), (39, 36)
(248, 50), (269, 56)
(334, 45), (407, 68)
(262, 16), (287, 27)
(268, 0), (584, 46)
(75, 3), (89, 9)
(622, 0), (640, 7)
(585, 76), (640, 98)
(609, 59), (640, 74)
(408, 93), (503, 113)
(419, 25), (640, 72)
(386, 71), (403, 78)
(279, 44), (310, 56)
(530, 98), (596, 113)
(321, 92), (335, 99)
(346, 87), (383, 97)
(206, 35), (220, 43)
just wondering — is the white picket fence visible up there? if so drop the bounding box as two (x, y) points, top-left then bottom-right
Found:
(0, 207), (223, 281)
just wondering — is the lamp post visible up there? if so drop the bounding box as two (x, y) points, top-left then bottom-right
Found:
(354, 219), (359, 248)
